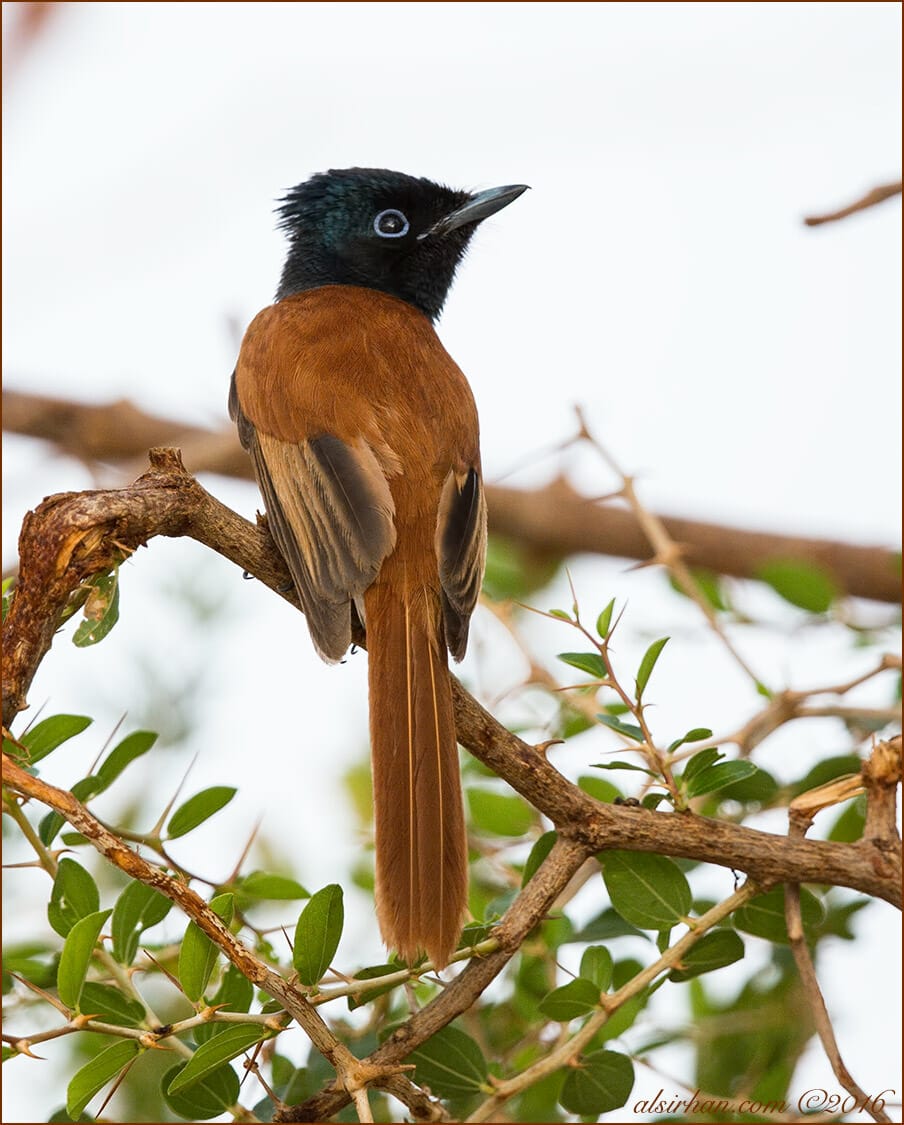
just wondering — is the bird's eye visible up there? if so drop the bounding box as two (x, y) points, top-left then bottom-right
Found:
(373, 209), (410, 239)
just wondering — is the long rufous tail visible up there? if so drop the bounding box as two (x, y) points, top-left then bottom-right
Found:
(365, 580), (468, 968)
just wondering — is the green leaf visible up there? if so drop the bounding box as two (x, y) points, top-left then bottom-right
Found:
(293, 884), (344, 985)
(591, 760), (655, 778)
(792, 754), (862, 796)
(758, 559), (838, 613)
(78, 982), (146, 1027)
(718, 765), (779, 804)
(578, 775), (622, 803)
(39, 777), (103, 846)
(595, 994), (645, 1043)
(96, 731), (157, 789)
(72, 571), (120, 647)
(828, 796), (866, 842)
(595, 599), (616, 639)
(66, 1038), (140, 1119)
(163, 1062), (240, 1121)
(679, 747), (723, 781)
(600, 851), (692, 930)
(548, 608), (572, 621)
(557, 651), (607, 678)
(48, 860), (100, 938)
(178, 893), (235, 1002)
(2, 943), (58, 992)
(580, 945), (614, 990)
(480, 535), (562, 602)
(685, 761), (759, 799)
(167, 1024), (272, 1093)
(670, 568), (728, 612)
(597, 715), (645, 742)
(111, 881), (172, 964)
(522, 831), (557, 886)
(57, 910), (112, 1010)
(14, 714), (92, 766)
(559, 1049), (634, 1115)
(635, 637), (669, 697)
(410, 1025), (488, 1098)
(236, 871), (309, 901)
(467, 789), (535, 836)
(668, 727), (714, 753)
(570, 908), (649, 944)
(538, 977), (601, 1021)
(166, 786), (237, 839)
(734, 888), (824, 944)
(668, 930), (745, 981)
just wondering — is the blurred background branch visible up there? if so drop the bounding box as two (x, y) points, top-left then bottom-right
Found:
(4, 388), (899, 603)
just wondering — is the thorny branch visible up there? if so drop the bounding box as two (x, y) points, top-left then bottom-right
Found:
(2, 449), (901, 1123)
(784, 740), (902, 1125)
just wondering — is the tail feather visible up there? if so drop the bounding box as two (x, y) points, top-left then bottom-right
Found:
(366, 581), (467, 967)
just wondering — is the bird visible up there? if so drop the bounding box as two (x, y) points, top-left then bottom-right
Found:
(229, 167), (527, 968)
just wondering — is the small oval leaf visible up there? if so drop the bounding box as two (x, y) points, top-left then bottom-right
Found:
(16, 715), (93, 766)
(759, 560), (837, 613)
(538, 977), (601, 1021)
(293, 884), (344, 986)
(595, 599), (616, 639)
(467, 789), (535, 837)
(48, 860), (101, 939)
(600, 851), (692, 930)
(668, 929), (745, 981)
(522, 831), (557, 886)
(163, 1062), (240, 1121)
(72, 571), (120, 647)
(166, 787), (237, 840)
(686, 761), (759, 799)
(410, 1025), (488, 1098)
(167, 1024), (272, 1093)
(557, 651), (607, 678)
(111, 880), (173, 965)
(66, 1038), (140, 1119)
(178, 893), (234, 1002)
(58, 909), (112, 1010)
(635, 637), (669, 698)
(237, 872), (309, 901)
(559, 1049), (634, 1115)
(96, 731), (157, 789)
(579, 945), (614, 990)
(734, 888), (824, 944)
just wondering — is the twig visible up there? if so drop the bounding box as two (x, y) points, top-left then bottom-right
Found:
(467, 883), (759, 1122)
(804, 180), (902, 226)
(574, 406), (764, 687)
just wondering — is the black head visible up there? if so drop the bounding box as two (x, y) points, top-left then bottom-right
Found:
(275, 167), (527, 321)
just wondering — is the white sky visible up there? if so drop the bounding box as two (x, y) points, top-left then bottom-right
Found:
(3, 4), (901, 1122)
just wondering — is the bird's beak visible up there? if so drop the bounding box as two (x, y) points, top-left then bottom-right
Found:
(418, 183), (529, 240)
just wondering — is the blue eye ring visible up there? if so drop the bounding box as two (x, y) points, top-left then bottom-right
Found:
(374, 209), (410, 239)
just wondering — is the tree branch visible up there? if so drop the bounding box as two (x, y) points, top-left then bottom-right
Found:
(3, 449), (900, 1123)
(4, 389), (899, 603)
(804, 180), (902, 226)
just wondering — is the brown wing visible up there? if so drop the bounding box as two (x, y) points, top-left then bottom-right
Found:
(229, 370), (396, 663)
(435, 465), (487, 661)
